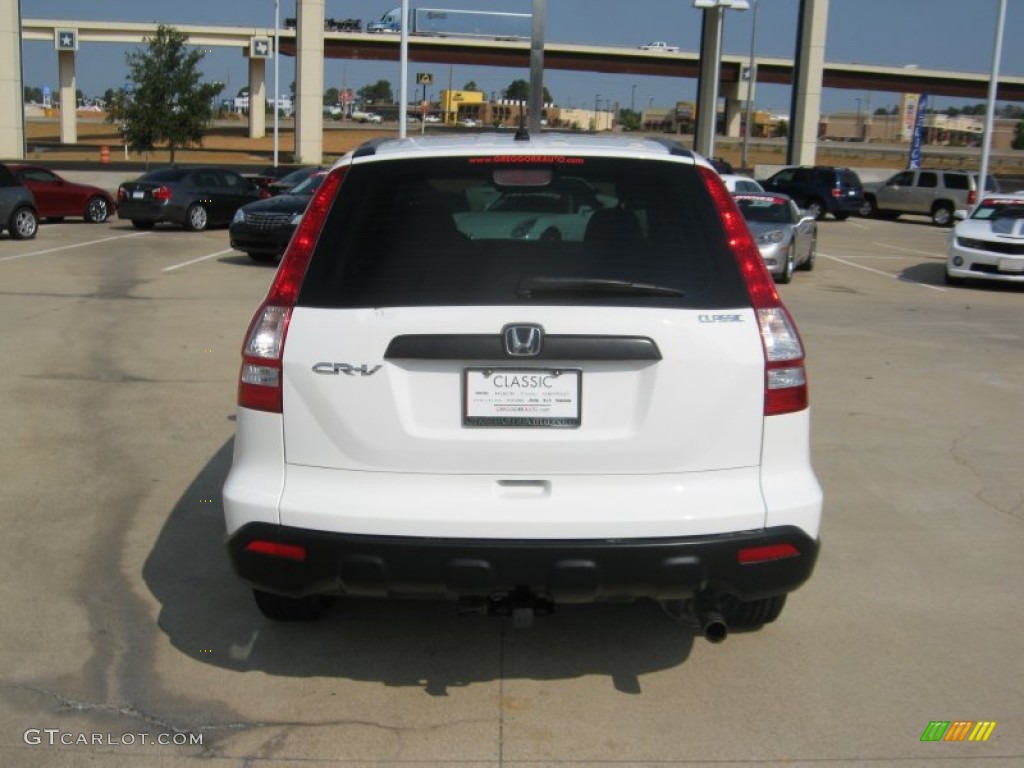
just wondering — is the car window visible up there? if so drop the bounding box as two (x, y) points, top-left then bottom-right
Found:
(794, 169), (815, 184)
(917, 172), (938, 188)
(142, 168), (189, 183)
(772, 169), (795, 184)
(20, 168), (59, 184)
(836, 170), (861, 186)
(735, 195), (793, 224)
(969, 198), (1024, 221)
(298, 157), (750, 310)
(943, 174), (968, 190)
(0, 165), (18, 187)
(891, 171), (914, 186)
(220, 170), (245, 189)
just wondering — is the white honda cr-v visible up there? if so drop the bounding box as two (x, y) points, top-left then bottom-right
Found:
(223, 133), (823, 641)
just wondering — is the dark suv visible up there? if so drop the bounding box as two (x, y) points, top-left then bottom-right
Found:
(760, 166), (865, 221)
(0, 163), (39, 240)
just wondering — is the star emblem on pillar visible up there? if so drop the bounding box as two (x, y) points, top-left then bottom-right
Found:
(55, 29), (78, 51)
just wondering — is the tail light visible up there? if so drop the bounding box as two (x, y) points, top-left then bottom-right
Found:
(967, 189), (976, 206)
(699, 166), (808, 416)
(237, 166), (348, 412)
(152, 186), (172, 201)
(831, 187), (843, 198)
(117, 186), (126, 201)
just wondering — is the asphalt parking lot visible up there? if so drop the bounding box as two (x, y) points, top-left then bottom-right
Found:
(1, 210), (1021, 767)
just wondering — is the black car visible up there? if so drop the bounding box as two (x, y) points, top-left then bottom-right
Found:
(116, 166), (267, 231)
(229, 170), (326, 262)
(759, 166), (865, 221)
(0, 163), (38, 240)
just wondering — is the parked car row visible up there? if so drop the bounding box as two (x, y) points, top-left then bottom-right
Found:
(1, 162), (118, 240)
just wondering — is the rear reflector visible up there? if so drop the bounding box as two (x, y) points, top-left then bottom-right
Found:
(245, 540), (307, 562)
(738, 544), (800, 564)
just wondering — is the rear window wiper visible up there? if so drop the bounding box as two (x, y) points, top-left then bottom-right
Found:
(516, 277), (686, 298)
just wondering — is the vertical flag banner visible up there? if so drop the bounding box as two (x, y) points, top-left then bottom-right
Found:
(909, 93), (929, 170)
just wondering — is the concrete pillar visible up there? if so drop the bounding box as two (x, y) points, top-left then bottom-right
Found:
(722, 83), (743, 138)
(248, 56), (267, 139)
(295, 0), (324, 164)
(693, 8), (724, 157)
(0, 1), (25, 158)
(58, 50), (78, 144)
(786, 0), (829, 166)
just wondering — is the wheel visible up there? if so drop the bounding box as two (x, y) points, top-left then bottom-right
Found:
(131, 219), (155, 230)
(9, 207), (38, 240)
(184, 203), (208, 232)
(775, 250), (795, 284)
(539, 227), (562, 245)
(253, 589), (333, 621)
(857, 198), (874, 217)
(719, 594), (787, 631)
(805, 199), (826, 220)
(247, 252), (277, 263)
(931, 203), (954, 227)
(84, 195), (110, 223)
(832, 211), (850, 221)
(799, 234), (817, 271)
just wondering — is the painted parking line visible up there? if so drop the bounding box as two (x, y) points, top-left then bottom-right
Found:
(870, 241), (947, 260)
(0, 232), (151, 263)
(162, 248), (236, 273)
(819, 251), (947, 292)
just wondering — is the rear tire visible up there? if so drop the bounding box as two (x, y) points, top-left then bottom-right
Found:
(10, 207), (38, 239)
(184, 203), (209, 232)
(775, 251), (795, 284)
(719, 594), (787, 631)
(805, 199), (826, 221)
(931, 203), (954, 227)
(84, 195), (110, 223)
(253, 590), (333, 621)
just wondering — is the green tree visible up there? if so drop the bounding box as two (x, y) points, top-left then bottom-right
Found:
(503, 80), (554, 104)
(106, 24), (223, 163)
(324, 86), (339, 105)
(23, 86), (44, 103)
(618, 108), (641, 131)
(773, 119), (789, 139)
(358, 80), (393, 105)
(463, 80), (479, 92)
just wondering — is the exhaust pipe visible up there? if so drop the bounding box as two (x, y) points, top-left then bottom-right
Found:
(696, 594), (728, 644)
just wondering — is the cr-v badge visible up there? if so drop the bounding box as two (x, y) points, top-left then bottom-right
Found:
(312, 363), (382, 376)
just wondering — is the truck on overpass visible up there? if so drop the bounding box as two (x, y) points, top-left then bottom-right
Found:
(366, 7), (531, 39)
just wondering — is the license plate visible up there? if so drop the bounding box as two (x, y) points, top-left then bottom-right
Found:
(998, 258), (1024, 274)
(464, 368), (581, 428)
(132, 190), (145, 199)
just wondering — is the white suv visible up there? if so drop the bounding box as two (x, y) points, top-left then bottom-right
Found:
(223, 134), (823, 641)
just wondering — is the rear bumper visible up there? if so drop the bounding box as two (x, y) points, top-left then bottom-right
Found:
(227, 523), (819, 603)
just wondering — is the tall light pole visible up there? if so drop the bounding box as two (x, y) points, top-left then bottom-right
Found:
(978, 0), (1008, 201)
(740, 0), (758, 171)
(693, 0), (749, 158)
(273, 0), (279, 167)
(631, 84), (637, 113)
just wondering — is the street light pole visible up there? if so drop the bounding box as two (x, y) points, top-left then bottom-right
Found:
(273, 0), (279, 167)
(631, 84), (637, 113)
(740, 0), (758, 171)
(978, 0), (1007, 201)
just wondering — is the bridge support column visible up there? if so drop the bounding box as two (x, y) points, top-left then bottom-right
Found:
(787, 0), (829, 166)
(295, 0), (324, 164)
(248, 56), (267, 139)
(59, 50), (78, 144)
(0, 1), (25, 158)
(694, 7), (725, 157)
(722, 82), (743, 138)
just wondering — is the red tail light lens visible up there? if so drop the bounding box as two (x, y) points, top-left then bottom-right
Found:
(237, 166), (347, 413)
(738, 543), (800, 564)
(152, 186), (172, 201)
(699, 165), (808, 416)
(831, 187), (843, 198)
(245, 540), (307, 561)
(967, 189), (976, 206)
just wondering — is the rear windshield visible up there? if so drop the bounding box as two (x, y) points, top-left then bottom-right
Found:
(0, 164), (18, 187)
(836, 170), (861, 187)
(140, 168), (189, 182)
(298, 156), (749, 310)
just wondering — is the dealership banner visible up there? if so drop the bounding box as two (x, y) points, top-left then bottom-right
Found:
(909, 93), (928, 169)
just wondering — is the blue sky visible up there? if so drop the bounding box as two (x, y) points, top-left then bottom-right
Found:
(18, 0), (1024, 115)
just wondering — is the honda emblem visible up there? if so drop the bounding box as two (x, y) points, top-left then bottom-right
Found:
(503, 324), (543, 357)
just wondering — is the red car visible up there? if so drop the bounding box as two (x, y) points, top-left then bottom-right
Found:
(7, 164), (116, 224)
